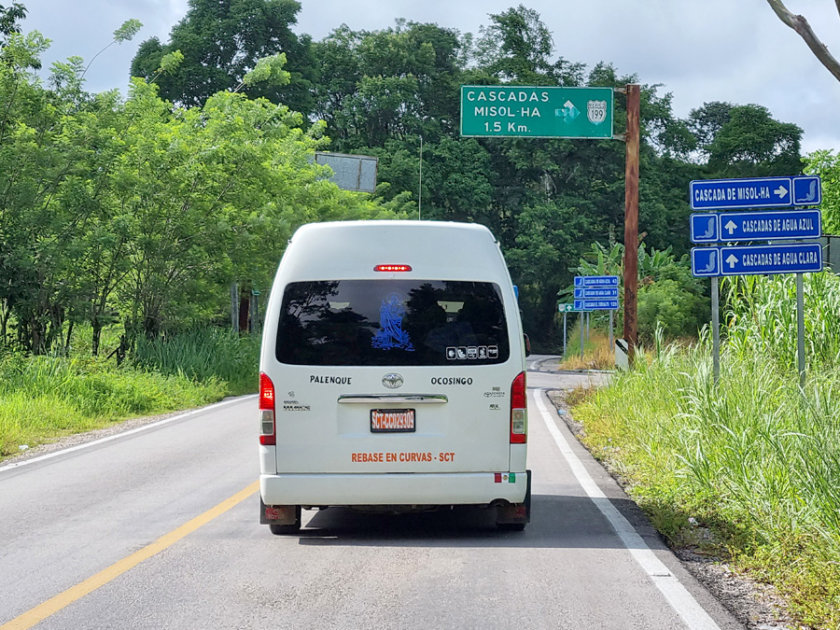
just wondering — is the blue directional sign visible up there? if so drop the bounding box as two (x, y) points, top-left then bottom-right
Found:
(574, 275), (619, 287)
(574, 299), (619, 311)
(690, 176), (823, 211)
(690, 214), (719, 243)
(719, 243), (822, 276)
(691, 209), (821, 243)
(718, 209), (821, 242)
(691, 248), (720, 277)
(574, 287), (619, 299)
(690, 177), (795, 210)
(792, 176), (821, 206)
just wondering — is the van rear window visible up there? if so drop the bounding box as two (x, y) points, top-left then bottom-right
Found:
(276, 280), (510, 366)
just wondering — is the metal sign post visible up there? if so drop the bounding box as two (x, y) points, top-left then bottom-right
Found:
(563, 312), (568, 354)
(580, 312), (585, 360)
(623, 85), (640, 364)
(796, 274), (806, 389)
(558, 303), (574, 355)
(711, 278), (720, 386)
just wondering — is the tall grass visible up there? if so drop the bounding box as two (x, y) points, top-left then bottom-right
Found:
(572, 272), (840, 628)
(560, 325), (615, 370)
(0, 327), (260, 459)
(724, 272), (840, 369)
(133, 328), (260, 394)
(0, 354), (227, 457)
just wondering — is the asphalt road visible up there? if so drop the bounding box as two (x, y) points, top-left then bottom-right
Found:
(0, 359), (742, 630)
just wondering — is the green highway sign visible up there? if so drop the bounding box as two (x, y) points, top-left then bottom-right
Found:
(558, 303), (575, 313)
(460, 85), (614, 139)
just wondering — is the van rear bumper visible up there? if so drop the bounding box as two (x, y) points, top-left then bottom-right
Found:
(260, 472), (528, 506)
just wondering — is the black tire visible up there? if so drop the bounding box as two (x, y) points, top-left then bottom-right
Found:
(269, 522), (301, 535)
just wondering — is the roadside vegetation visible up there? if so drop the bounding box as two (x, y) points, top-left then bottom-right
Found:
(0, 326), (259, 460)
(558, 328), (615, 370)
(571, 271), (840, 628)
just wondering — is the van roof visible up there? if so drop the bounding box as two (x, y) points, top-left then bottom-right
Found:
(280, 221), (510, 282)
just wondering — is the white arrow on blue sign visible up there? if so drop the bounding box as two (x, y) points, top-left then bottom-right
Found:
(574, 299), (619, 311)
(574, 275), (619, 287)
(690, 175), (821, 211)
(691, 209), (821, 243)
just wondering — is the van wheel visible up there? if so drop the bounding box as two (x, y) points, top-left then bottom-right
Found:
(269, 522), (301, 535)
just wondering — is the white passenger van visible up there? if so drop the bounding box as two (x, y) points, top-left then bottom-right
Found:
(258, 220), (530, 534)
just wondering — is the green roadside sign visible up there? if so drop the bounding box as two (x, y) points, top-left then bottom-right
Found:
(558, 303), (575, 313)
(460, 85), (614, 139)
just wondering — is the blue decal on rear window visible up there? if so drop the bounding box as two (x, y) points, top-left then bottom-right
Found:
(372, 293), (415, 351)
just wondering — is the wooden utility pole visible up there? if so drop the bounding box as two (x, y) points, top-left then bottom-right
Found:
(622, 84), (640, 363)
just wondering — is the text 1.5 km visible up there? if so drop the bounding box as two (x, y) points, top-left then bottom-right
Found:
(485, 121), (529, 133)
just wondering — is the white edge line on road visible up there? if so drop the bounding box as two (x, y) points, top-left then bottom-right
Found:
(533, 388), (722, 630)
(0, 395), (257, 474)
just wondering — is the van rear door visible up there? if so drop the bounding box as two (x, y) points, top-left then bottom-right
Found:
(269, 279), (517, 474)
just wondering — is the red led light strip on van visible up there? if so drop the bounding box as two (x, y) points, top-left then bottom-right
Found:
(374, 264), (412, 272)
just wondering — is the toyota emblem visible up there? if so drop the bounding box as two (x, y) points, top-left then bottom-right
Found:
(382, 373), (404, 389)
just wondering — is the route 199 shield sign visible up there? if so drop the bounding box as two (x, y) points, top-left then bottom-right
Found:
(587, 100), (608, 125)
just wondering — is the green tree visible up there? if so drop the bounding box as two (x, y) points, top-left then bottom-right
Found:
(312, 21), (464, 151)
(473, 4), (583, 85)
(805, 150), (840, 234)
(688, 101), (733, 156)
(0, 2), (26, 46)
(113, 71), (396, 343)
(0, 26), (397, 355)
(130, 0), (315, 113)
(703, 104), (803, 177)
(0, 32), (88, 352)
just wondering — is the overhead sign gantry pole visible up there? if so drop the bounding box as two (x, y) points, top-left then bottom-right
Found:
(622, 85), (640, 364)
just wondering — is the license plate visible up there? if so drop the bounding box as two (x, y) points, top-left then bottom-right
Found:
(370, 409), (416, 433)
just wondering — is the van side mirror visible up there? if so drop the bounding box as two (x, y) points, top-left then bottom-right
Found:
(523, 333), (531, 357)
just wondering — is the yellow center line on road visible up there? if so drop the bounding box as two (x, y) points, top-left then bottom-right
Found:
(1, 480), (260, 630)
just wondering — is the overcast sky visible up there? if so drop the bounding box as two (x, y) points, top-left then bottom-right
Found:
(17, 0), (840, 154)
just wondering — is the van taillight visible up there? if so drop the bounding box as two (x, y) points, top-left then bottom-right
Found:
(510, 371), (527, 444)
(374, 264), (412, 272)
(259, 372), (276, 446)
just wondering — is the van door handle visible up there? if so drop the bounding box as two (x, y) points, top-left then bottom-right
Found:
(337, 395), (448, 404)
